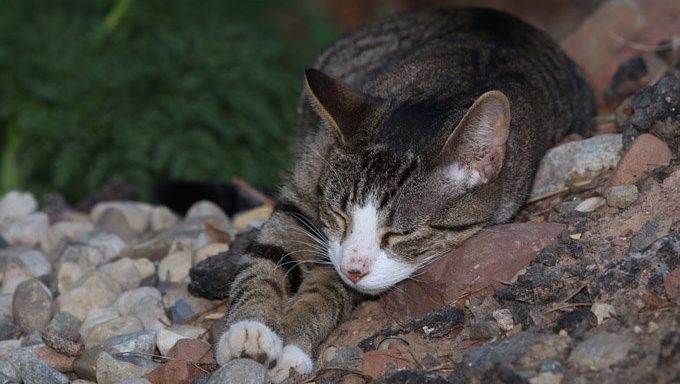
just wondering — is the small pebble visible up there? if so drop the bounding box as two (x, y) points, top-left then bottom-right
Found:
(604, 184), (638, 208)
(574, 197), (606, 213)
(41, 327), (85, 357)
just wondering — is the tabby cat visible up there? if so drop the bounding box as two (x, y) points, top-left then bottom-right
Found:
(214, 7), (594, 382)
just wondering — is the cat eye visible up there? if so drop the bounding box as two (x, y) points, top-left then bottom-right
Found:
(329, 209), (347, 235)
(380, 230), (413, 248)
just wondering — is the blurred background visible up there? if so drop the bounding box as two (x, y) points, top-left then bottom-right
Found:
(1, 0), (673, 213)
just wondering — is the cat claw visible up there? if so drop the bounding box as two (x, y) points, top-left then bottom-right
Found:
(215, 320), (283, 369)
(270, 344), (314, 383)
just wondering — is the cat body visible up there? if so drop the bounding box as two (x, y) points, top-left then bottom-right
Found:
(214, 7), (594, 382)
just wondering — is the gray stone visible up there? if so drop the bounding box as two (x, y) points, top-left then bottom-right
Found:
(0, 295), (13, 319)
(0, 359), (19, 382)
(132, 258), (155, 280)
(85, 316), (144, 348)
(103, 330), (156, 354)
(0, 272), (31, 296)
(73, 345), (117, 381)
(207, 358), (270, 384)
(85, 233), (126, 262)
(12, 279), (54, 333)
(149, 206), (178, 232)
(56, 271), (121, 320)
(574, 197), (606, 213)
(58, 244), (105, 269)
(3, 213), (48, 248)
(629, 219), (673, 253)
(0, 191), (37, 228)
(185, 200), (229, 223)
(19, 350), (70, 384)
(170, 299), (194, 324)
(91, 202), (152, 234)
(99, 257), (142, 291)
(0, 235), (7, 250)
(47, 311), (82, 331)
(0, 317), (21, 341)
(80, 307), (120, 340)
(95, 208), (138, 242)
(568, 332), (633, 370)
(604, 184), (639, 208)
(114, 287), (162, 316)
(322, 345), (363, 370)
(16, 249), (52, 279)
(41, 221), (94, 255)
(56, 261), (92, 294)
(20, 330), (44, 347)
(95, 351), (156, 384)
(156, 328), (188, 356)
(158, 251), (192, 283)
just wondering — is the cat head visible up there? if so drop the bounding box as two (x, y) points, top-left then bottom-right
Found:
(304, 69), (510, 295)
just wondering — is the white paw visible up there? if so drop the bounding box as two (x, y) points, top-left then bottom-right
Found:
(270, 344), (314, 383)
(215, 320), (283, 369)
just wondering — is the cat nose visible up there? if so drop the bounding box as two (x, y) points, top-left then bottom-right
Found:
(344, 269), (367, 283)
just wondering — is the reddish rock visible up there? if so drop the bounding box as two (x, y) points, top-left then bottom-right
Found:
(381, 223), (565, 320)
(361, 345), (411, 379)
(608, 134), (672, 186)
(41, 327), (85, 357)
(166, 338), (216, 365)
(34, 345), (76, 373)
(144, 359), (202, 384)
(665, 268), (680, 300)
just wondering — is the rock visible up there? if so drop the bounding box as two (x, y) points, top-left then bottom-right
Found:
(73, 345), (116, 381)
(232, 205), (272, 231)
(574, 197), (606, 213)
(85, 233), (127, 263)
(529, 372), (563, 384)
(58, 245), (105, 269)
(17, 249), (52, 278)
(41, 221), (94, 254)
(193, 243), (230, 266)
(531, 134), (622, 197)
(553, 308), (596, 340)
(19, 349), (70, 384)
(3, 213), (48, 247)
(168, 325), (206, 340)
(664, 268), (680, 300)
(143, 359), (203, 384)
(604, 184), (639, 208)
(156, 329), (189, 356)
(80, 308), (120, 339)
(590, 303), (616, 326)
(95, 208), (138, 242)
(114, 287), (162, 316)
(132, 258), (155, 280)
(103, 330), (156, 355)
(41, 327), (84, 356)
(0, 295), (11, 319)
(85, 317), (144, 348)
(568, 332), (633, 370)
(149, 206), (178, 232)
(167, 338), (216, 365)
(12, 279), (53, 333)
(362, 344), (410, 379)
(158, 251), (192, 283)
(0, 317), (21, 341)
(322, 345), (363, 370)
(47, 311), (81, 332)
(56, 271), (122, 320)
(99, 258), (142, 291)
(0, 236), (6, 250)
(0, 359), (18, 382)
(91, 202), (152, 233)
(206, 358), (270, 384)
(0, 271), (31, 296)
(492, 309), (515, 332)
(163, 285), (215, 321)
(56, 261), (91, 294)
(170, 300), (194, 324)
(629, 219), (673, 253)
(0, 191), (37, 226)
(608, 134), (672, 186)
(33, 345), (76, 372)
(185, 201), (229, 223)
(96, 351), (155, 384)
(381, 223), (565, 319)
(378, 370), (448, 384)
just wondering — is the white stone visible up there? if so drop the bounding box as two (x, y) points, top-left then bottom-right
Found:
(591, 302), (616, 326)
(0, 272), (31, 296)
(57, 261), (92, 294)
(3, 212), (48, 247)
(185, 200), (229, 223)
(132, 258), (155, 280)
(114, 287), (162, 316)
(80, 307), (121, 339)
(156, 328), (189, 356)
(149, 206), (178, 232)
(86, 233), (126, 262)
(574, 197), (606, 213)
(169, 324), (207, 339)
(59, 244), (106, 268)
(492, 308), (515, 332)
(91, 202), (153, 233)
(0, 191), (37, 225)
(193, 243), (229, 266)
(17, 249), (52, 278)
(41, 221), (94, 254)
(158, 251), (191, 282)
(99, 257), (142, 291)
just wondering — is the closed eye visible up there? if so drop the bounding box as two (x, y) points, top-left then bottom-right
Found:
(329, 208), (347, 236)
(380, 230), (414, 248)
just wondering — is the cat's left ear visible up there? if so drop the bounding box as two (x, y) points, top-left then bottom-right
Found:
(436, 90), (510, 187)
(304, 68), (372, 144)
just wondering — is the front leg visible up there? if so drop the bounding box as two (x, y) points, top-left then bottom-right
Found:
(271, 268), (357, 383)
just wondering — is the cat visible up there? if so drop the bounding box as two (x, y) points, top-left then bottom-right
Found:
(213, 6), (594, 382)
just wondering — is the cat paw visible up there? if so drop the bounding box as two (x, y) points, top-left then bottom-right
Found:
(215, 320), (283, 369)
(269, 344), (314, 383)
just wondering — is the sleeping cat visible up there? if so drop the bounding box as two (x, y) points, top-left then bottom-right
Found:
(213, 7), (594, 382)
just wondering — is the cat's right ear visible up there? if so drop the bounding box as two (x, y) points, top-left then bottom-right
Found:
(304, 69), (371, 144)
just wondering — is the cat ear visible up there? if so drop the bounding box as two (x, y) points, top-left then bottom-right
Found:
(304, 68), (371, 144)
(436, 90), (510, 187)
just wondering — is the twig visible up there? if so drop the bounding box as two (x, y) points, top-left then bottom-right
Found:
(608, 31), (673, 52)
(232, 176), (275, 206)
(544, 302), (593, 314)
(526, 187), (569, 204)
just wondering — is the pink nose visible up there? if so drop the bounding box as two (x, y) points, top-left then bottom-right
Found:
(343, 269), (367, 283)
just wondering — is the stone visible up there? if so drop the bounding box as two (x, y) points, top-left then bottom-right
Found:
(382, 223), (565, 319)
(41, 327), (84, 356)
(362, 344), (410, 379)
(33, 345), (76, 372)
(86, 233), (127, 262)
(206, 358), (270, 384)
(17, 249), (52, 279)
(233, 205), (272, 231)
(0, 359), (19, 382)
(574, 197), (606, 213)
(492, 309), (515, 332)
(0, 271), (31, 296)
(185, 200), (229, 223)
(149, 206), (178, 232)
(590, 303), (616, 326)
(168, 325), (206, 340)
(0, 236), (6, 250)
(100, 257), (142, 291)
(0, 191), (37, 226)
(608, 133), (672, 186)
(12, 279), (53, 333)
(531, 134), (622, 197)
(104, 329), (156, 355)
(156, 329), (189, 356)
(143, 359), (202, 384)
(114, 286), (162, 316)
(629, 219), (673, 253)
(0, 294), (11, 319)
(167, 338), (216, 365)
(56, 261), (91, 294)
(604, 184), (639, 208)
(378, 370), (448, 384)
(58, 245), (106, 269)
(158, 251), (192, 283)
(0, 316), (21, 341)
(568, 332), (633, 370)
(85, 316), (144, 348)
(322, 345), (363, 370)
(41, 221), (94, 254)
(96, 208), (138, 242)
(3, 213), (48, 247)
(73, 345), (116, 381)
(56, 271), (122, 320)
(193, 243), (230, 266)
(170, 300), (194, 324)
(529, 372), (563, 384)
(163, 285), (215, 320)
(80, 307), (120, 339)
(132, 258), (155, 280)
(91, 202), (152, 233)
(96, 351), (154, 384)
(19, 349), (70, 384)
(664, 268), (680, 300)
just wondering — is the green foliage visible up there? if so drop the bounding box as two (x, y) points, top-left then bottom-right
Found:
(0, 0), (338, 201)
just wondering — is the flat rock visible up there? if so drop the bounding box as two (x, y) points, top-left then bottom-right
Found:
(58, 245), (106, 269)
(19, 349), (70, 384)
(96, 208), (138, 242)
(382, 223), (565, 319)
(604, 184), (639, 208)
(206, 358), (270, 384)
(73, 345), (117, 381)
(144, 359), (205, 384)
(85, 316), (144, 348)
(96, 351), (155, 384)
(47, 311), (81, 332)
(41, 327), (84, 356)
(33, 345), (76, 372)
(114, 286), (162, 316)
(608, 133), (672, 186)
(12, 279), (54, 333)
(56, 261), (92, 294)
(103, 330), (156, 355)
(568, 332), (633, 370)
(132, 258), (155, 280)
(185, 200), (229, 223)
(167, 339), (215, 365)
